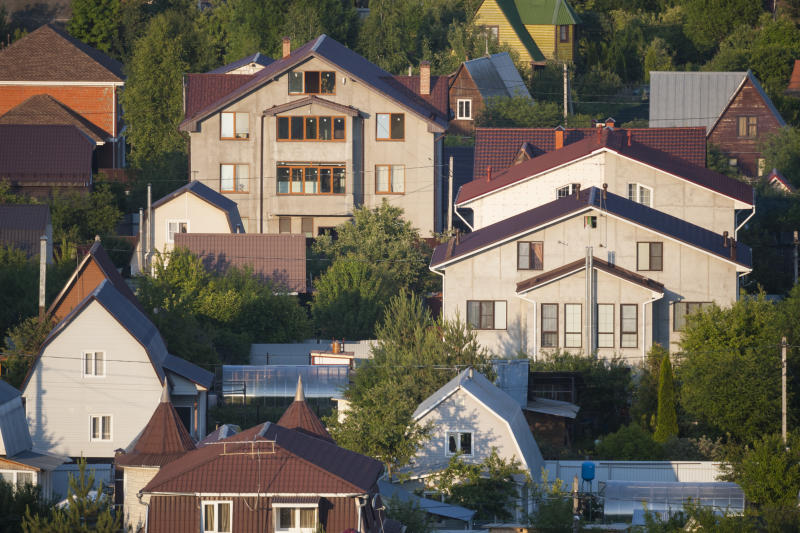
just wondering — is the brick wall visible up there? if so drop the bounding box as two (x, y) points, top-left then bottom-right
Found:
(0, 85), (117, 136)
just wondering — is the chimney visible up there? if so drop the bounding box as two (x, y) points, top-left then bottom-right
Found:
(331, 340), (340, 354)
(487, 165), (492, 182)
(420, 61), (431, 96)
(282, 37), (291, 58)
(555, 127), (564, 150)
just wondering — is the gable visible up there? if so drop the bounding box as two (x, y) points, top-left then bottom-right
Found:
(709, 76), (786, 137)
(476, 0), (546, 62)
(156, 192), (232, 233)
(50, 257), (107, 320)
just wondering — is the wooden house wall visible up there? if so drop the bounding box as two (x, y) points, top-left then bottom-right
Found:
(475, 0), (534, 64)
(448, 69), (482, 136)
(51, 258), (106, 321)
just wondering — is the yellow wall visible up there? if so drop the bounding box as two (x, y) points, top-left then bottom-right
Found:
(526, 25), (555, 58)
(475, 0), (535, 64)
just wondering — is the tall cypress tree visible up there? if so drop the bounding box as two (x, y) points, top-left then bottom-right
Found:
(654, 353), (678, 443)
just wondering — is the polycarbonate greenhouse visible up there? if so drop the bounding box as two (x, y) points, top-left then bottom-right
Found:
(600, 480), (745, 517)
(221, 365), (350, 398)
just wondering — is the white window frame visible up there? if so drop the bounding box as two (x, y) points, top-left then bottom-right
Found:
(202, 500), (233, 533)
(0, 470), (36, 487)
(82, 351), (105, 377)
(627, 183), (653, 207)
(273, 504), (318, 533)
(456, 99), (472, 120)
(166, 219), (189, 244)
(89, 415), (112, 442)
(445, 431), (474, 456)
(556, 183), (579, 199)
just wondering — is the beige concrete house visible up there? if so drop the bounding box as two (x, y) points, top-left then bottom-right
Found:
(131, 181), (244, 275)
(456, 128), (754, 236)
(431, 187), (752, 361)
(180, 35), (447, 236)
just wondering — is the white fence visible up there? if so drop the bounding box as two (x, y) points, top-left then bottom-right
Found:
(542, 460), (725, 492)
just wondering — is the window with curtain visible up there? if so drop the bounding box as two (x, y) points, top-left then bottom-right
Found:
(597, 304), (614, 348)
(621, 304), (638, 348)
(541, 304), (558, 348)
(564, 304), (581, 348)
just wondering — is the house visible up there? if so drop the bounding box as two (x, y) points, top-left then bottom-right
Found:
(48, 238), (139, 321)
(458, 127), (753, 235)
(0, 24), (126, 170)
(21, 278), (214, 461)
(136, 379), (396, 533)
(0, 204), (52, 262)
(406, 368), (544, 517)
(173, 233), (308, 293)
(431, 187), (752, 359)
(767, 168), (795, 194)
(473, 0), (580, 65)
(0, 379), (67, 500)
(130, 180), (244, 275)
(180, 35), (447, 236)
(448, 52), (531, 136)
(649, 71), (786, 177)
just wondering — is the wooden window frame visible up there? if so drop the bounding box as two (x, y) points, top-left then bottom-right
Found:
(287, 70), (336, 95)
(597, 304), (614, 348)
(276, 115), (346, 142)
(673, 301), (712, 332)
(375, 164), (405, 194)
(517, 241), (543, 270)
(202, 500), (233, 533)
(456, 99), (472, 120)
(445, 431), (474, 456)
(481, 25), (499, 41)
(219, 112), (249, 140)
(376, 113), (405, 141)
(620, 304), (638, 348)
(220, 163), (249, 193)
(636, 242), (663, 271)
(276, 164), (346, 195)
(466, 300), (507, 330)
(541, 303), (558, 348)
(737, 115), (758, 138)
(0, 470), (35, 487)
(89, 415), (112, 441)
(82, 351), (105, 377)
(564, 303), (582, 348)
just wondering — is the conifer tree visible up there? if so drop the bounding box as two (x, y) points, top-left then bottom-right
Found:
(654, 353), (678, 443)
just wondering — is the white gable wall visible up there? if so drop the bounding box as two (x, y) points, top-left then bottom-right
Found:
(23, 300), (163, 458)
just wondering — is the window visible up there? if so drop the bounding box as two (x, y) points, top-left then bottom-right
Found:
(621, 304), (638, 348)
(90, 415), (111, 441)
(517, 241), (543, 270)
(220, 112), (249, 139)
(287, 71), (335, 94)
(279, 217), (291, 234)
(728, 158), (738, 168)
(541, 304), (558, 348)
(597, 304), (614, 348)
(559, 25), (569, 42)
(202, 501), (232, 533)
(83, 351), (105, 377)
(584, 215), (597, 228)
(0, 471), (35, 488)
(637, 242), (663, 271)
(277, 164), (345, 195)
(166, 220), (188, 243)
(466, 301), (506, 330)
(556, 183), (579, 198)
(446, 431), (473, 456)
(457, 99), (472, 120)
(376, 113), (404, 140)
(737, 116), (757, 138)
(375, 165), (405, 194)
(564, 304), (581, 348)
(276, 116), (345, 141)
(481, 26), (499, 40)
(673, 302), (712, 331)
(301, 217), (313, 237)
(627, 183), (653, 207)
(758, 158), (766, 177)
(275, 506), (317, 533)
(220, 164), (248, 192)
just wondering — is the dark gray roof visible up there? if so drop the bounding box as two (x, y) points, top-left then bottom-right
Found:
(432, 187), (752, 269)
(462, 53), (531, 101)
(164, 353), (214, 389)
(0, 204), (50, 257)
(208, 52), (274, 74)
(6, 449), (68, 471)
(0, 381), (21, 405)
(152, 181), (244, 232)
(378, 480), (475, 522)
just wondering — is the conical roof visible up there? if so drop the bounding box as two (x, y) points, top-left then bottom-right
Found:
(787, 60), (800, 96)
(117, 384), (196, 467)
(277, 376), (334, 443)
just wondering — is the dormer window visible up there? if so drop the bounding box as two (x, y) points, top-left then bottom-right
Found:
(288, 71), (336, 95)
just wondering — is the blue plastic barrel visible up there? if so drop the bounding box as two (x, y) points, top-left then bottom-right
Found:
(581, 461), (595, 482)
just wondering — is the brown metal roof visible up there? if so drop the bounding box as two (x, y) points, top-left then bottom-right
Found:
(0, 94), (109, 142)
(0, 24), (124, 82)
(277, 378), (335, 443)
(116, 393), (196, 468)
(142, 422), (383, 495)
(516, 256), (665, 294)
(173, 233), (307, 293)
(0, 124), (94, 185)
(0, 204), (50, 257)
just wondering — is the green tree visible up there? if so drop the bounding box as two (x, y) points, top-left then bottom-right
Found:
(3, 316), (56, 388)
(67, 0), (121, 55)
(529, 473), (573, 533)
(281, 0), (358, 52)
(49, 183), (122, 246)
(594, 423), (664, 460)
(722, 433), (800, 508)
(0, 477), (51, 533)
(706, 143), (741, 179)
(643, 37), (674, 82)
(653, 352), (678, 443)
(209, 0), (287, 62)
(761, 127), (800, 187)
(311, 259), (394, 340)
(475, 97), (561, 128)
(22, 459), (123, 532)
(631, 343), (668, 431)
(385, 496), (434, 533)
(683, 0), (763, 55)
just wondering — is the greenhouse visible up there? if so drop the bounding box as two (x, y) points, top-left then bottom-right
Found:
(600, 480), (745, 517)
(221, 365), (350, 399)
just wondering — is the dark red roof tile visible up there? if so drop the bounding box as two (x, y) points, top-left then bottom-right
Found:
(184, 73), (257, 120)
(391, 75), (450, 117)
(277, 377), (334, 442)
(0, 124), (93, 184)
(0, 94), (109, 141)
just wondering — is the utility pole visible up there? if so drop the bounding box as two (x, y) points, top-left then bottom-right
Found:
(38, 235), (47, 319)
(563, 63), (568, 124)
(782, 336), (788, 445)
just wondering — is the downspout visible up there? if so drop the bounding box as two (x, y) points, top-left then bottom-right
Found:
(516, 293), (537, 360)
(454, 205), (473, 231)
(585, 248), (593, 356)
(259, 114), (265, 233)
(137, 491), (150, 533)
(641, 294), (661, 363)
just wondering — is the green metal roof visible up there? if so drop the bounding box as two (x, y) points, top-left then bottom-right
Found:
(494, 0), (546, 62)
(510, 0), (580, 25)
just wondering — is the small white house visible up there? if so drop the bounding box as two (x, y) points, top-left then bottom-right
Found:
(21, 279), (213, 459)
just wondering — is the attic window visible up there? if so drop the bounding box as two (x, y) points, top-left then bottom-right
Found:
(557, 183), (579, 198)
(446, 431), (472, 456)
(288, 71), (336, 95)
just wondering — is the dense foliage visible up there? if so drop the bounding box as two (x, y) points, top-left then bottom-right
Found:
(0, 478), (51, 533)
(653, 352), (678, 443)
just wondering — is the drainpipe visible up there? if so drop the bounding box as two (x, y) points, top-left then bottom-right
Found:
(516, 293), (537, 360)
(585, 247), (593, 356)
(137, 491), (150, 533)
(259, 114), (265, 233)
(454, 205), (473, 231)
(641, 295), (661, 363)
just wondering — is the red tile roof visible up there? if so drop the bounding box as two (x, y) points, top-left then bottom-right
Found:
(116, 391), (196, 468)
(473, 126), (707, 180)
(184, 73), (257, 121)
(391, 75), (450, 117)
(142, 422), (383, 494)
(0, 94), (109, 142)
(0, 24), (124, 82)
(0, 124), (93, 185)
(277, 377), (334, 443)
(459, 128), (751, 205)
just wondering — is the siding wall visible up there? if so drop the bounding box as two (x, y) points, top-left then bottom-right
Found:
(526, 25), (555, 59)
(475, 0), (535, 64)
(448, 69), (482, 136)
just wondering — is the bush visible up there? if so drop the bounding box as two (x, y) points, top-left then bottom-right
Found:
(594, 424), (664, 460)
